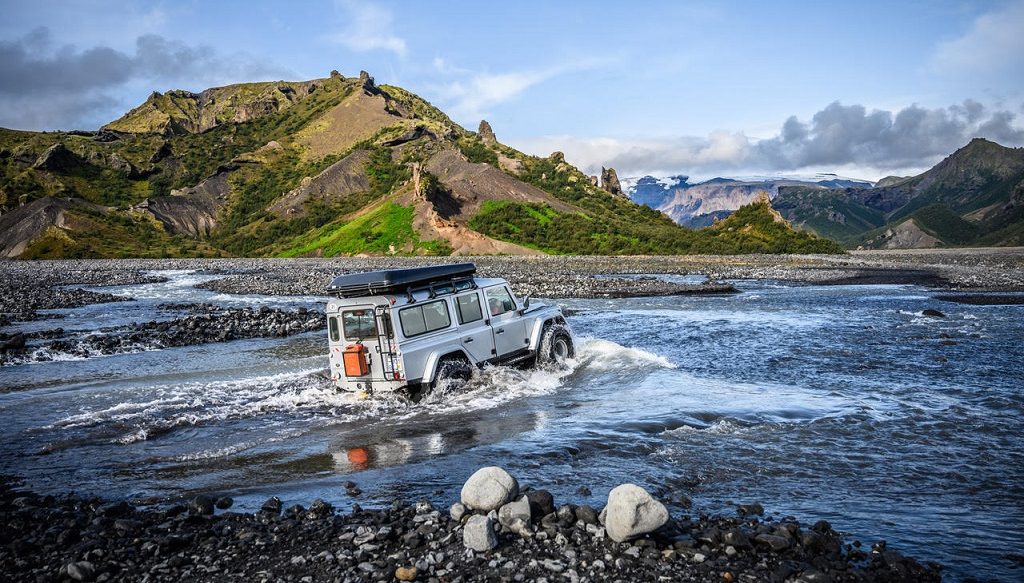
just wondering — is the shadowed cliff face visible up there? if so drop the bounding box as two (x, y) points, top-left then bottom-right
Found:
(0, 197), (73, 258)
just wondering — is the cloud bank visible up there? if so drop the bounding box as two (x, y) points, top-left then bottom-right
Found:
(511, 100), (1024, 181)
(0, 27), (293, 130)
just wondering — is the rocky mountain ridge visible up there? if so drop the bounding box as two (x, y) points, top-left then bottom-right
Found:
(0, 71), (841, 258)
(773, 139), (1024, 248)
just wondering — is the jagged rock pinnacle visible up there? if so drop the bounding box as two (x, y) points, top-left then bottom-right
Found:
(478, 120), (497, 145)
(601, 167), (624, 197)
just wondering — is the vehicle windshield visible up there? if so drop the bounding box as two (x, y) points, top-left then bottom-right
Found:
(342, 309), (377, 340)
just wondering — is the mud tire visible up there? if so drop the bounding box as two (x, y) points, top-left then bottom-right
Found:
(538, 326), (575, 366)
(431, 357), (473, 390)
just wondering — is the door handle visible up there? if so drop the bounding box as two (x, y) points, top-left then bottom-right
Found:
(464, 337), (474, 343)
(495, 328), (505, 334)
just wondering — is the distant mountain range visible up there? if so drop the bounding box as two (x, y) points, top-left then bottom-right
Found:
(0, 71), (840, 258)
(626, 139), (1024, 248)
(625, 174), (873, 228)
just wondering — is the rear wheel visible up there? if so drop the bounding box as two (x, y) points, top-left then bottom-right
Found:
(538, 326), (575, 366)
(431, 357), (473, 390)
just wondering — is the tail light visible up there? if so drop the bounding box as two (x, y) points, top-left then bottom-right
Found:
(343, 344), (370, 377)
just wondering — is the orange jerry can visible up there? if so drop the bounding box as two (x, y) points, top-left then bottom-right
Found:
(343, 344), (370, 377)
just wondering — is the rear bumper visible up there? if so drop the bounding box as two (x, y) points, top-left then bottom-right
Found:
(332, 376), (407, 393)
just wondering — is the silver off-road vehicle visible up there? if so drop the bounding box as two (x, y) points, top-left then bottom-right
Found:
(325, 263), (573, 397)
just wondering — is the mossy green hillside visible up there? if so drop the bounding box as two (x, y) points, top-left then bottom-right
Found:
(280, 202), (451, 257)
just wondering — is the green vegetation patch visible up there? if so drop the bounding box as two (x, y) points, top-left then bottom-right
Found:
(910, 204), (981, 245)
(280, 202), (449, 257)
(696, 201), (846, 254)
(457, 137), (499, 166)
(470, 198), (845, 255)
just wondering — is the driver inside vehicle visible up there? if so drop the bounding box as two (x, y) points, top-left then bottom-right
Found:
(489, 298), (503, 316)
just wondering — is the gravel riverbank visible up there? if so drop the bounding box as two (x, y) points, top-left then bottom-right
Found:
(3, 249), (1023, 325)
(0, 470), (940, 583)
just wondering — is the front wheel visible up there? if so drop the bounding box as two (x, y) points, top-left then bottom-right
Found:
(538, 326), (575, 366)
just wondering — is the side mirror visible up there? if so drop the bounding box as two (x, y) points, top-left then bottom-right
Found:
(518, 296), (531, 315)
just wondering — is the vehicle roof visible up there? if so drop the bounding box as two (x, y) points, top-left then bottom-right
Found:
(326, 276), (512, 311)
(326, 263), (476, 298)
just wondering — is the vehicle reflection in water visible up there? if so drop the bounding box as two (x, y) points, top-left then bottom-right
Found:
(330, 409), (548, 473)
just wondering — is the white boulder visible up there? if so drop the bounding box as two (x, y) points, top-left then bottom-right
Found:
(602, 483), (669, 542)
(460, 467), (519, 511)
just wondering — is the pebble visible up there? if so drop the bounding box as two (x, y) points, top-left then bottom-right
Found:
(395, 565), (418, 581)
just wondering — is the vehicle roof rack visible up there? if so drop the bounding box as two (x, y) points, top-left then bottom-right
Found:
(326, 263), (477, 298)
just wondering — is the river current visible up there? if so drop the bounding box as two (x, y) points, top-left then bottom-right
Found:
(1, 271), (1022, 581)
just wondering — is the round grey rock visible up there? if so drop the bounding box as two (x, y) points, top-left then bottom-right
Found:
(498, 495), (531, 527)
(602, 484), (669, 542)
(450, 502), (467, 521)
(460, 467), (519, 511)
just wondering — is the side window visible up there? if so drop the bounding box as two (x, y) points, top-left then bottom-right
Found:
(329, 316), (340, 342)
(399, 300), (452, 338)
(485, 286), (516, 317)
(455, 293), (484, 324)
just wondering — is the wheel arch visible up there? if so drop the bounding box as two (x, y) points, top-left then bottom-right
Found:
(424, 349), (472, 384)
(529, 314), (568, 351)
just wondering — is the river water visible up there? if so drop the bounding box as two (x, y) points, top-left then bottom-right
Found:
(1, 271), (1022, 581)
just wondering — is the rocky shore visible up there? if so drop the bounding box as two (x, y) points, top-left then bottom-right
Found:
(0, 468), (940, 583)
(0, 304), (325, 366)
(3, 250), (1023, 326)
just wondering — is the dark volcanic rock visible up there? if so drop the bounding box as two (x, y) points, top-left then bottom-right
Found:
(526, 489), (555, 519)
(0, 475), (943, 583)
(187, 495), (214, 515)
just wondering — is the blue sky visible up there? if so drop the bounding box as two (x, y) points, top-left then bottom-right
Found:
(2, 0), (1022, 180)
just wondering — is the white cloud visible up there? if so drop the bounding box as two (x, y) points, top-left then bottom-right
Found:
(433, 58), (609, 122)
(330, 0), (407, 57)
(509, 100), (1024, 181)
(932, 1), (1024, 74)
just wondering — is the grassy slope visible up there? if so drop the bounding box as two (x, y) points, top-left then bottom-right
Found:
(279, 201), (450, 257)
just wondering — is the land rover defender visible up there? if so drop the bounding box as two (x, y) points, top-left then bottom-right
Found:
(325, 263), (573, 396)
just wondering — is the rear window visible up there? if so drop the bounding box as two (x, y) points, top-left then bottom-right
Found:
(399, 300), (451, 337)
(342, 309), (377, 340)
(329, 316), (340, 342)
(455, 293), (483, 324)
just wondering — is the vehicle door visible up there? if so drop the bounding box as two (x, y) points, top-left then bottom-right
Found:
(484, 285), (529, 358)
(453, 290), (495, 363)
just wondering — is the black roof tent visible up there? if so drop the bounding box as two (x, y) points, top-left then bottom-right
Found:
(326, 263), (477, 298)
